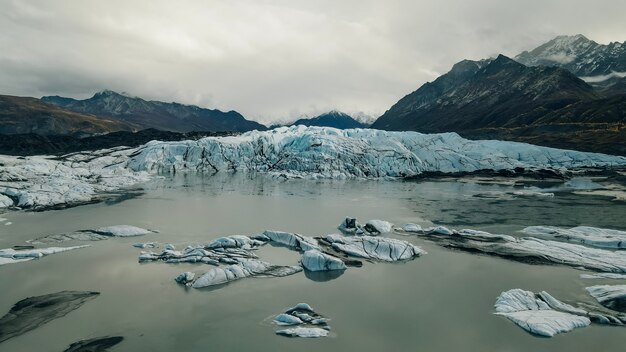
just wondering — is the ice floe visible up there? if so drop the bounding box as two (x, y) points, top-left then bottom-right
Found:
(276, 327), (329, 338)
(301, 250), (347, 271)
(320, 235), (425, 262)
(92, 225), (154, 237)
(189, 259), (302, 288)
(174, 271), (196, 285)
(586, 285), (626, 312)
(139, 245), (257, 265)
(0, 291), (99, 343)
(0, 245), (90, 266)
(28, 225), (156, 244)
(338, 217), (395, 236)
(272, 303), (331, 338)
(64, 336), (124, 352)
(581, 273), (626, 279)
(418, 227), (626, 272)
(494, 289), (591, 337)
(399, 223), (423, 233)
(521, 226), (626, 249)
(260, 230), (320, 251)
(0, 194), (12, 208)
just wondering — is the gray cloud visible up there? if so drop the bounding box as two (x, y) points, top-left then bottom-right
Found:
(1, 0), (625, 123)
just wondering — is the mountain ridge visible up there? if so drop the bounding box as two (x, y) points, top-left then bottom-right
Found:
(42, 90), (266, 133)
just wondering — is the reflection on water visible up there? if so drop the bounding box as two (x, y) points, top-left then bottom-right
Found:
(0, 174), (625, 351)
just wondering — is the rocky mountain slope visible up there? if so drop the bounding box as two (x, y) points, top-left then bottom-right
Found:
(289, 111), (369, 129)
(0, 95), (136, 135)
(372, 47), (626, 155)
(42, 90), (266, 133)
(515, 34), (626, 78)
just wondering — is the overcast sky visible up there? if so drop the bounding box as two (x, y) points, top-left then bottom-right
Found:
(1, 0), (625, 123)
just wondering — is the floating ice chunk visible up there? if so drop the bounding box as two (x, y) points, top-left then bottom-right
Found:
(191, 259), (302, 288)
(274, 314), (304, 326)
(322, 235), (425, 262)
(0, 291), (99, 344)
(364, 220), (393, 234)
(164, 244), (175, 250)
(64, 336), (124, 352)
(275, 327), (329, 338)
(426, 226), (454, 235)
(401, 223), (423, 233)
(581, 273), (626, 279)
(287, 303), (315, 313)
(586, 285), (626, 312)
(338, 217), (362, 235)
(494, 289), (591, 337)
(132, 242), (158, 249)
(0, 245), (90, 266)
(522, 226), (626, 249)
(301, 250), (347, 271)
(421, 228), (626, 272)
(206, 235), (265, 250)
(92, 225), (153, 237)
(0, 194), (13, 208)
(175, 272), (195, 285)
(262, 231), (320, 251)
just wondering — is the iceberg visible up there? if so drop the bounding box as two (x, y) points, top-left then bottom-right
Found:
(301, 250), (347, 271)
(275, 327), (329, 338)
(320, 235), (425, 262)
(418, 228), (626, 272)
(92, 225), (154, 237)
(521, 226), (626, 249)
(190, 259), (302, 288)
(580, 273), (626, 279)
(494, 289), (591, 337)
(0, 245), (90, 266)
(272, 303), (331, 338)
(0, 291), (99, 343)
(260, 230), (320, 251)
(28, 225), (156, 244)
(586, 285), (626, 312)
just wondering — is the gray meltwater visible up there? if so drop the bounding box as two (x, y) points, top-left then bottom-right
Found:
(0, 174), (625, 351)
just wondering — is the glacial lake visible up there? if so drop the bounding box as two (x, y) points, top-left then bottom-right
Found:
(1, 174), (625, 351)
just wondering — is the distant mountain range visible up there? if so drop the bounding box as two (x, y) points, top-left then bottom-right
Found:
(41, 90), (266, 133)
(0, 95), (136, 135)
(286, 111), (370, 129)
(372, 35), (626, 156)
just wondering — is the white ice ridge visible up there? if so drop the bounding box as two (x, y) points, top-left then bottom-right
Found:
(521, 226), (626, 249)
(3, 126), (626, 209)
(126, 126), (626, 177)
(28, 225), (156, 244)
(494, 289), (591, 337)
(0, 245), (90, 266)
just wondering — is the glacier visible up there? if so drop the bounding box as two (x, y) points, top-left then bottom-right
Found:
(1, 126), (626, 210)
